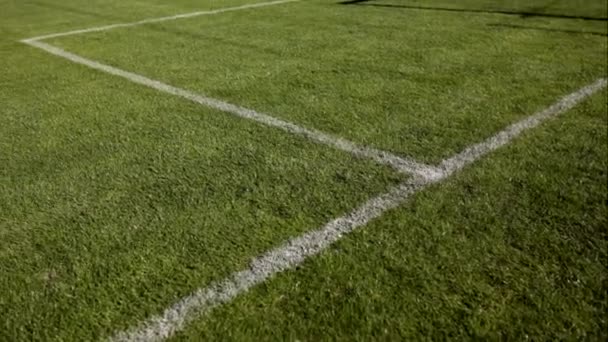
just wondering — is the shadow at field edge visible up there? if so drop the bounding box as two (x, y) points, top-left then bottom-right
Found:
(488, 23), (608, 37)
(338, 0), (608, 22)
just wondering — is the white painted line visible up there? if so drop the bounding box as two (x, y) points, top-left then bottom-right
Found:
(439, 78), (608, 175)
(111, 178), (428, 342)
(22, 40), (439, 178)
(109, 78), (607, 341)
(17, 2), (606, 340)
(22, 0), (302, 43)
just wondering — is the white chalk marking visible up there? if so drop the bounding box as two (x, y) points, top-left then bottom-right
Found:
(20, 0), (439, 177)
(18, 3), (606, 339)
(21, 40), (438, 178)
(110, 79), (606, 341)
(22, 0), (302, 43)
(111, 179), (427, 342)
(439, 78), (608, 175)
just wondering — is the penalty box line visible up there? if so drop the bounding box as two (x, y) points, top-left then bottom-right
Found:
(20, 0), (439, 179)
(110, 78), (607, 341)
(22, 0), (304, 42)
(20, 38), (439, 179)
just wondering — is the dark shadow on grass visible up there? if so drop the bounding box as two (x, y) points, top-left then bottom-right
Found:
(339, 0), (608, 21)
(488, 23), (608, 37)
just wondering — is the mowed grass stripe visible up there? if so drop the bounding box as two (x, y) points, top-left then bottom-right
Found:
(47, 0), (608, 162)
(0, 39), (404, 341)
(169, 89), (608, 342)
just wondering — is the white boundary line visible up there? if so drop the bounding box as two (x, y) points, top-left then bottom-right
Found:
(111, 78), (606, 341)
(440, 78), (608, 175)
(21, 40), (440, 178)
(21, 0), (303, 42)
(16, 1), (607, 339)
(113, 179), (428, 342)
(20, 0), (440, 178)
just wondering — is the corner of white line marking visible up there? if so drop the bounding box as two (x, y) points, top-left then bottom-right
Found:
(20, 15), (608, 342)
(108, 79), (604, 342)
(419, 166), (446, 182)
(18, 0), (303, 43)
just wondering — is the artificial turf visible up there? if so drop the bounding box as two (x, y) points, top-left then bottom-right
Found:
(1, 0), (607, 340)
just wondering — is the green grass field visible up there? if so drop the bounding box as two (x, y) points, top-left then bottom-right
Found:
(1, 0), (607, 340)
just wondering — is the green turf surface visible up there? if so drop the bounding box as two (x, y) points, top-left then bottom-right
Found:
(172, 91), (608, 341)
(1, 0), (607, 340)
(0, 0), (256, 38)
(47, 0), (607, 162)
(0, 6), (404, 339)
